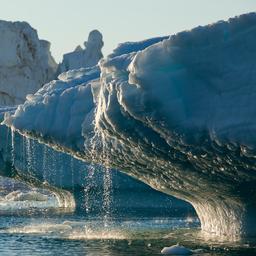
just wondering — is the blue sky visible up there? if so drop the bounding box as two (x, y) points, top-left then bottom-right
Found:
(0, 0), (256, 62)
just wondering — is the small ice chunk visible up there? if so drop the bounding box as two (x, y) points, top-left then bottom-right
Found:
(161, 244), (193, 255)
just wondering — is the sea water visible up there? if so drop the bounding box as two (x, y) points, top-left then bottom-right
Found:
(0, 212), (256, 255)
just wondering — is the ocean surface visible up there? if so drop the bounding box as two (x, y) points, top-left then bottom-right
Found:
(0, 212), (256, 256)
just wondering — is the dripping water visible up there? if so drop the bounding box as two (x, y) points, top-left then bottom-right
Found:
(42, 145), (48, 182)
(10, 128), (15, 180)
(101, 134), (113, 226)
(25, 137), (34, 177)
(5, 125), (10, 154)
(49, 147), (58, 187)
(4, 129), (76, 213)
(21, 136), (26, 173)
(70, 157), (75, 192)
(83, 164), (95, 214)
(9, 129), (15, 218)
(88, 102), (115, 223)
(103, 167), (112, 225)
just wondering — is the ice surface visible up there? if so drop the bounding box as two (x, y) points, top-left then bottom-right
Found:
(0, 20), (57, 106)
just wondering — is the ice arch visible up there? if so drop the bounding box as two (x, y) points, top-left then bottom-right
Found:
(4, 13), (256, 239)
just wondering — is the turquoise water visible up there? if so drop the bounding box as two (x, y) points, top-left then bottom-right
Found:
(0, 214), (256, 256)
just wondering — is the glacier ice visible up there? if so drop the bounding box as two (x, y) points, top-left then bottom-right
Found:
(58, 30), (104, 73)
(4, 13), (256, 238)
(0, 20), (57, 106)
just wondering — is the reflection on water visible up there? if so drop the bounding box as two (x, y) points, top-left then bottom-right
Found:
(0, 214), (256, 256)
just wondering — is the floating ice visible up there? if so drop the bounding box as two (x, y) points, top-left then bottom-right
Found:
(161, 245), (192, 255)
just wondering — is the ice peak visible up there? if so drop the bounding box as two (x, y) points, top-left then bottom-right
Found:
(58, 29), (104, 73)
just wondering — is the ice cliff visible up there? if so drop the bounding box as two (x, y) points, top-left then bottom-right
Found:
(58, 30), (103, 73)
(0, 20), (57, 106)
(4, 13), (256, 238)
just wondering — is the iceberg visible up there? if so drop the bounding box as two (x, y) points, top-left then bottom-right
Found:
(4, 13), (256, 238)
(0, 20), (57, 106)
(58, 30), (104, 73)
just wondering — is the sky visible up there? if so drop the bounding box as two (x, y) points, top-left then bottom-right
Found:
(0, 0), (255, 62)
